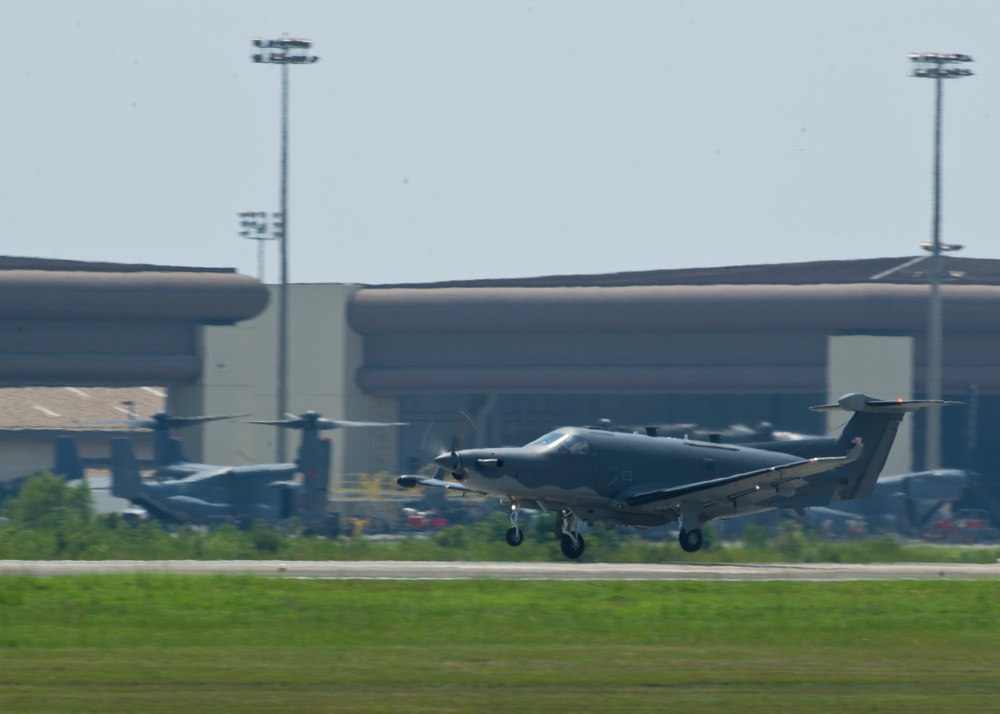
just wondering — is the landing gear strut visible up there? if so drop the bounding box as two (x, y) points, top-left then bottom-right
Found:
(505, 502), (524, 547)
(678, 502), (704, 553)
(556, 509), (585, 560)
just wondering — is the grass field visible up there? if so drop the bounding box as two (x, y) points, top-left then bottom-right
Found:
(0, 575), (998, 713)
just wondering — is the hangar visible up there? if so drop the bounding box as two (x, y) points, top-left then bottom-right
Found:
(4, 254), (1000, 511)
(195, 254), (1000, 508)
(0, 256), (267, 480)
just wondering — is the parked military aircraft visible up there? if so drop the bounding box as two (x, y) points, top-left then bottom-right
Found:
(61, 411), (404, 532)
(117, 412), (251, 479)
(778, 467), (995, 538)
(398, 393), (958, 559)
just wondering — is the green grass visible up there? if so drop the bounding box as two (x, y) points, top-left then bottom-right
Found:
(0, 576), (998, 712)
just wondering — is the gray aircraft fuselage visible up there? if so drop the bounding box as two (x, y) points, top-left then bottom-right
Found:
(405, 393), (956, 558)
(442, 426), (843, 528)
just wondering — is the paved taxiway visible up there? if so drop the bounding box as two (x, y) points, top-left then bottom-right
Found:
(1, 560), (998, 580)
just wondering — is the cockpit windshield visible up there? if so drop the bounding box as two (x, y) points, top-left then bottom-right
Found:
(525, 431), (589, 455)
(526, 431), (567, 448)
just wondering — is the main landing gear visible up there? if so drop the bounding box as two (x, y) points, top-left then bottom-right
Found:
(504, 503), (586, 560)
(678, 527), (704, 553)
(556, 509), (585, 560)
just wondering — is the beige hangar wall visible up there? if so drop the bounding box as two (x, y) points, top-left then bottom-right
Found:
(177, 284), (400, 484)
(826, 335), (915, 476)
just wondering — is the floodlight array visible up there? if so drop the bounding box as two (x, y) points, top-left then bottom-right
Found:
(908, 52), (973, 64)
(914, 67), (974, 79)
(909, 52), (974, 80)
(238, 211), (283, 241)
(251, 37), (319, 64)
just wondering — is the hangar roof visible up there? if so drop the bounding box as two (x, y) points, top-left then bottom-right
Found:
(374, 255), (1000, 289)
(0, 256), (267, 325)
(0, 255), (237, 274)
(0, 386), (165, 431)
(350, 255), (1000, 395)
(0, 256), (267, 386)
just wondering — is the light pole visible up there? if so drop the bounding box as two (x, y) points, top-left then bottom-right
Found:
(909, 52), (973, 470)
(237, 211), (283, 282)
(251, 36), (319, 461)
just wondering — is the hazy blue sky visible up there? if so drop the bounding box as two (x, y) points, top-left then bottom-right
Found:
(3, 1), (998, 285)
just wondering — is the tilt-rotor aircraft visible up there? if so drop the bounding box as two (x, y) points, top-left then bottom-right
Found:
(101, 412), (251, 479)
(399, 393), (958, 559)
(59, 411), (403, 532)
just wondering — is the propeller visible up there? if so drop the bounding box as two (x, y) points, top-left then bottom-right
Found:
(432, 409), (476, 479)
(398, 409), (479, 498)
(93, 412), (250, 431)
(243, 410), (407, 431)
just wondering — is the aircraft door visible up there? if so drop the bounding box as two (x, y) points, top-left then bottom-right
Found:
(584, 431), (620, 493)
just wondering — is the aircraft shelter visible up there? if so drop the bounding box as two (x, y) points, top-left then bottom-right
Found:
(0, 256), (267, 480)
(4, 254), (1000, 515)
(341, 255), (1000, 487)
(193, 254), (1000, 517)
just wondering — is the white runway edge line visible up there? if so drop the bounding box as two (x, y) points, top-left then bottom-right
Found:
(0, 561), (999, 581)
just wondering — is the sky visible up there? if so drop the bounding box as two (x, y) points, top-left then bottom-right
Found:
(3, 1), (999, 286)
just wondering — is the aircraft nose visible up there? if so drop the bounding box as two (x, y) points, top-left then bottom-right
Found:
(434, 451), (461, 473)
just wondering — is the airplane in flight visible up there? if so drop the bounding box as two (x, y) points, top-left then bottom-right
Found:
(398, 393), (958, 559)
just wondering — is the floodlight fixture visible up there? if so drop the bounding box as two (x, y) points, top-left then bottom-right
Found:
(238, 211), (282, 281)
(908, 52), (973, 64)
(251, 37), (319, 64)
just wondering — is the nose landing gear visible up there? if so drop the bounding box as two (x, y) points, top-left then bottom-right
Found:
(505, 502), (524, 547)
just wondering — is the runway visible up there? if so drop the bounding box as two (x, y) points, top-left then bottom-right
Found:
(1, 560), (999, 580)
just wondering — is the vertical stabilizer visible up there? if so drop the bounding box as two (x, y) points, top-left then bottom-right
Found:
(812, 393), (960, 501)
(53, 436), (85, 481)
(110, 437), (144, 499)
(297, 432), (332, 526)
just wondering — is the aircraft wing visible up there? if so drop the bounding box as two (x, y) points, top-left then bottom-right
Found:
(625, 443), (863, 509)
(397, 474), (488, 495)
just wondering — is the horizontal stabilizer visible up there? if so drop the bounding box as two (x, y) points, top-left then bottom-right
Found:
(811, 393), (962, 414)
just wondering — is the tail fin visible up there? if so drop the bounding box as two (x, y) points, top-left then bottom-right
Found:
(53, 436), (85, 481)
(812, 393), (960, 500)
(297, 433), (332, 526)
(110, 437), (143, 500)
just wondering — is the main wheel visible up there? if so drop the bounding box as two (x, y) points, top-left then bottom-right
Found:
(560, 533), (586, 560)
(505, 526), (524, 547)
(679, 527), (704, 553)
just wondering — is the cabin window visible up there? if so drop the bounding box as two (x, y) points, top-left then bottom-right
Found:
(563, 435), (589, 455)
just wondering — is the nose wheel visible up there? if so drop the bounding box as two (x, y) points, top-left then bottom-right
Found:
(505, 501), (524, 547)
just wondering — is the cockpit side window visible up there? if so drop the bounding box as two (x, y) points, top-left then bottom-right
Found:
(563, 435), (589, 455)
